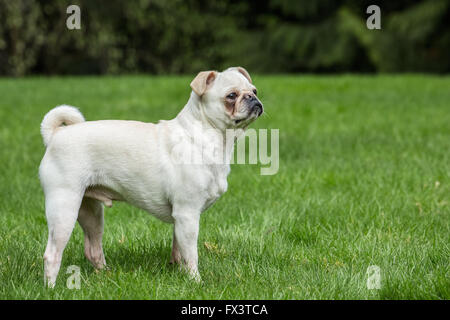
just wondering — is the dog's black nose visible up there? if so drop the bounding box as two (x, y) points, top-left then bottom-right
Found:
(252, 102), (263, 116)
(244, 93), (263, 116)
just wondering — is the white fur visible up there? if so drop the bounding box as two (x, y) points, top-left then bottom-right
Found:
(40, 105), (85, 147)
(39, 68), (261, 287)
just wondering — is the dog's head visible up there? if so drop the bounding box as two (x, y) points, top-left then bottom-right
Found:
(190, 67), (263, 129)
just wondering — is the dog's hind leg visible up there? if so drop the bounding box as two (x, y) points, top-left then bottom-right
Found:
(170, 225), (182, 265)
(78, 197), (106, 269)
(43, 188), (82, 288)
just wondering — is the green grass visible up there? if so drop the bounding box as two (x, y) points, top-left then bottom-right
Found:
(0, 75), (449, 299)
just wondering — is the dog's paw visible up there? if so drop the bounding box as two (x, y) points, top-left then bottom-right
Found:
(189, 270), (202, 283)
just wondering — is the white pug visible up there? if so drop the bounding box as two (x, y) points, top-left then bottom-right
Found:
(39, 67), (263, 287)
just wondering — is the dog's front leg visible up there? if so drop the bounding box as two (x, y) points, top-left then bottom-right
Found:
(172, 207), (201, 282)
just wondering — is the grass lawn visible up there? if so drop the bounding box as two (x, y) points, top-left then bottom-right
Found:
(0, 74), (448, 299)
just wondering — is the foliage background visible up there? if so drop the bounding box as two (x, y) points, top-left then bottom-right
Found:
(0, 0), (449, 76)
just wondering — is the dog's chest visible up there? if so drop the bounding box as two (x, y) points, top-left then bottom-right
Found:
(202, 165), (229, 211)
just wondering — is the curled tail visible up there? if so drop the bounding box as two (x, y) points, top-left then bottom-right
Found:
(40, 105), (85, 147)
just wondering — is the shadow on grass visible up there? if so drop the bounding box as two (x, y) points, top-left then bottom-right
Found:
(101, 240), (174, 276)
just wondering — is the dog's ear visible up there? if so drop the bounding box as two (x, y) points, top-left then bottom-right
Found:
(228, 66), (252, 84)
(190, 71), (217, 97)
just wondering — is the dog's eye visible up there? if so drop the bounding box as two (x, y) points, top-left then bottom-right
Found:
(227, 92), (237, 99)
(253, 89), (257, 95)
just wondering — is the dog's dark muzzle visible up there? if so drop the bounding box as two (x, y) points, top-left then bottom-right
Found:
(244, 94), (263, 117)
(252, 101), (263, 117)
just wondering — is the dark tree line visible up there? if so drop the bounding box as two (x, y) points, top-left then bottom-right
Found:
(0, 0), (449, 76)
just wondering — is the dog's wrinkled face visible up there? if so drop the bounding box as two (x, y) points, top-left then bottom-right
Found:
(190, 67), (263, 129)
